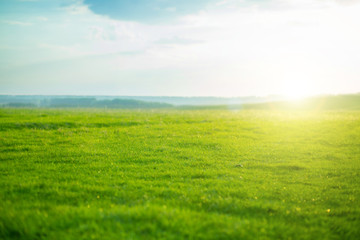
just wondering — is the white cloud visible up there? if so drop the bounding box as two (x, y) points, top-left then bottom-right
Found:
(154, 36), (204, 45)
(335, 0), (360, 5)
(60, 3), (91, 15)
(1, 20), (32, 26)
(216, 1), (229, 7)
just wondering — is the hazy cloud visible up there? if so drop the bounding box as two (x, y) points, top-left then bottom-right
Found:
(36, 16), (48, 21)
(61, 3), (91, 15)
(335, 0), (360, 5)
(154, 36), (204, 45)
(1, 20), (32, 26)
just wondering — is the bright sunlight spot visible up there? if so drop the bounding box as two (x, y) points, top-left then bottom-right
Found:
(282, 80), (311, 101)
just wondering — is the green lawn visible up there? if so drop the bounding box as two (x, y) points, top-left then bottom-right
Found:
(0, 108), (359, 239)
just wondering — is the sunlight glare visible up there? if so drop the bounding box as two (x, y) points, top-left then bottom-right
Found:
(282, 80), (310, 101)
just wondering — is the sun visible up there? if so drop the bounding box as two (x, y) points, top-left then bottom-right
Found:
(282, 80), (310, 101)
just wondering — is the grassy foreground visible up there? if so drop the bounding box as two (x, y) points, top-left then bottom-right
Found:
(0, 108), (359, 239)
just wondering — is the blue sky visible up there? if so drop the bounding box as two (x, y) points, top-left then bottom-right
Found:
(1, 0), (360, 96)
(84, 0), (221, 22)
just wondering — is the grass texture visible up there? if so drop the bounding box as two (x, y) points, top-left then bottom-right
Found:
(0, 108), (359, 239)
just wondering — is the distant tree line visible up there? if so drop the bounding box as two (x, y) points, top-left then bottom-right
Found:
(1, 94), (360, 110)
(1, 97), (173, 109)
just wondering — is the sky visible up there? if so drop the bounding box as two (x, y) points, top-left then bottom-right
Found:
(0, 0), (360, 97)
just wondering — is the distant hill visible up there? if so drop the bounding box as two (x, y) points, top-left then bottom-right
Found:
(0, 94), (359, 110)
(0, 95), (286, 107)
(1, 97), (172, 109)
(100, 95), (286, 106)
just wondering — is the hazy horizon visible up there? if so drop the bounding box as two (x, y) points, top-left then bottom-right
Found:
(1, 0), (360, 97)
(1, 92), (359, 98)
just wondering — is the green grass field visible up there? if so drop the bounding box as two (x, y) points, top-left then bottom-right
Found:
(1, 108), (359, 239)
